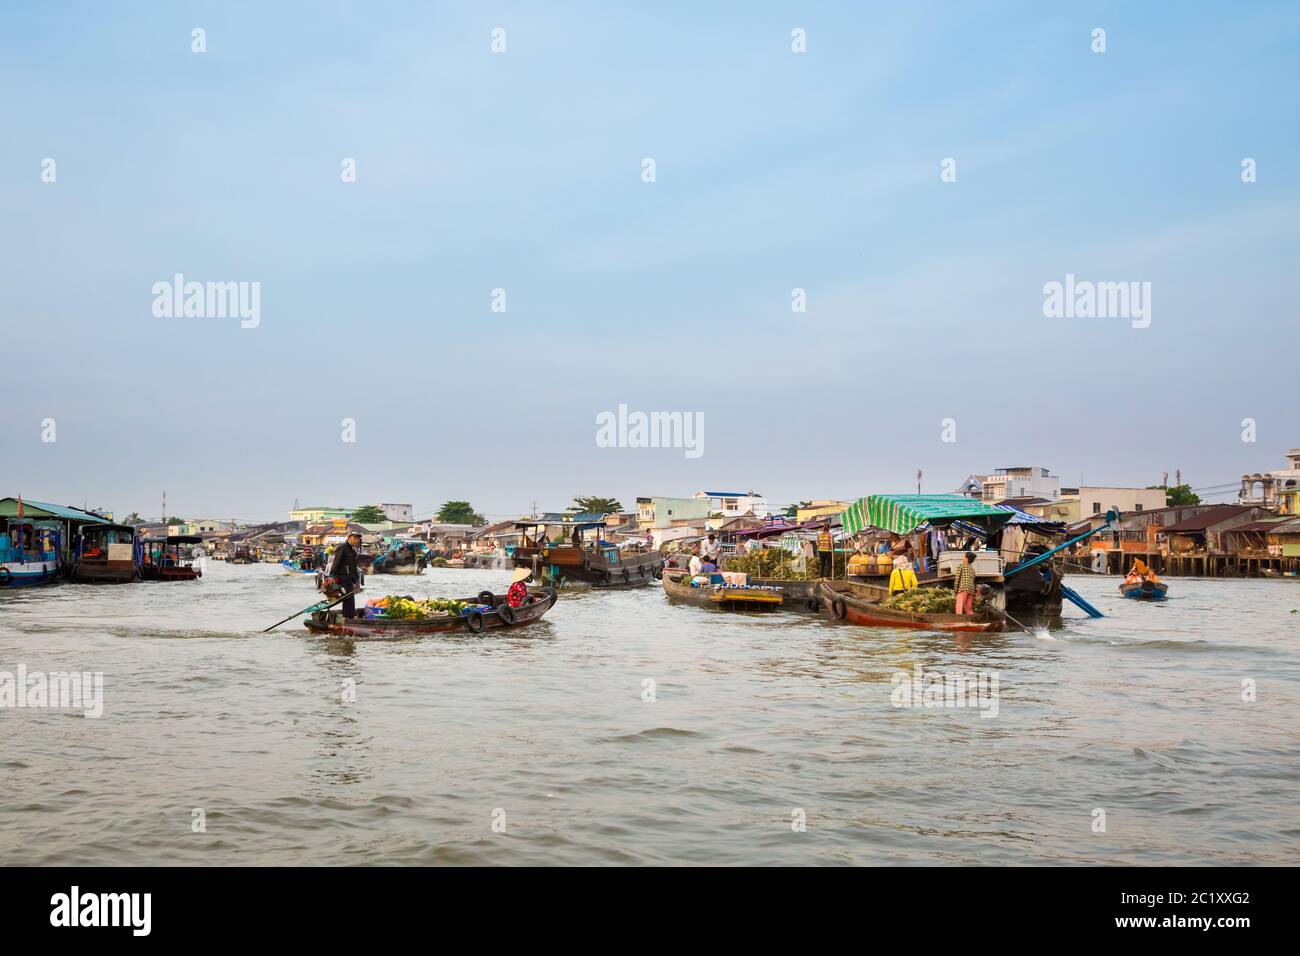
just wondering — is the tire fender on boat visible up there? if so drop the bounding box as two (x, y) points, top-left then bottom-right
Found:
(830, 598), (847, 620)
(466, 610), (485, 633)
(497, 603), (516, 625)
(0, 567), (10, 585)
(477, 590), (496, 607)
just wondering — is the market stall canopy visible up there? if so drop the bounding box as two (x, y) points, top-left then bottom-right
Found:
(839, 494), (1015, 536)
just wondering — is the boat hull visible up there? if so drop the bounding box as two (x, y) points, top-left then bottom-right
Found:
(303, 588), (556, 639)
(818, 581), (1000, 633)
(661, 571), (784, 611)
(0, 559), (60, 588)
(141, 567), (202, 582)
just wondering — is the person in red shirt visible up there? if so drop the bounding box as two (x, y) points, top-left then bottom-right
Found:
(506, 567), (531, 607)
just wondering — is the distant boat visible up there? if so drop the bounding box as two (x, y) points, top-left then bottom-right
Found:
(371, 541), (428, 575)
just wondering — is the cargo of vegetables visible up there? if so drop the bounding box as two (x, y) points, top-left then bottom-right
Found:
(380, 596), (472, 619)
(882, 586), (957, 614)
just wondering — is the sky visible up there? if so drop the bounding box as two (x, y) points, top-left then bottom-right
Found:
(2, 1), (1297, 522)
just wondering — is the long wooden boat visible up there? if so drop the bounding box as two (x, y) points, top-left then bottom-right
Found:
(71, 524), (142, 584)
(512, 518), (663, 588)
(1120, 579), (1168, 600)
(817, 580), (1001, 633)
(281, 560), (319, 575)
(661, 570), (784, 611)
(303, 587), (557, 639)
(513, 542), (663, 588)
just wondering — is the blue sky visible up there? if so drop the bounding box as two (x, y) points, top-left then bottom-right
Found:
(3, 1), (1297, 521)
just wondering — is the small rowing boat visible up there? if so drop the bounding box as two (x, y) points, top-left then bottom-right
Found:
(661, 570), (783, 611)
(1119, 559), (1167, 600)
(1119, 579), (1168, 600)
(818, 580), (1001, 633)
(303, 587), (557, 639)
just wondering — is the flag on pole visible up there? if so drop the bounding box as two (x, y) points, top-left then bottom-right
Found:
(16, 495), (23, 519)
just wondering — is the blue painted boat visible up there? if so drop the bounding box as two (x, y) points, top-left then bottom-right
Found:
(1120, 579), (1168, 600)
(0, 517), (62, 588)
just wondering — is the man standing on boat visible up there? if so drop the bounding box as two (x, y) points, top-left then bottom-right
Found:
(953, 551), (977, 616)
(700, 532), (721, 566)
(817, 523), (834, 578)
(327, 531), (363, 618)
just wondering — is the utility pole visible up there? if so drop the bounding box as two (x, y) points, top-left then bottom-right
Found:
(917, 468), (922, 495)
(161, 491), (166, 524)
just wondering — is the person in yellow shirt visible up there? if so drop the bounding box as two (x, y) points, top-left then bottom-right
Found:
(889, 556), (918, 594)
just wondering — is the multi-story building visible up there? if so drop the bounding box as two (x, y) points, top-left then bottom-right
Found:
(289, 506), (353, 524)
(379, 503), (414, 522)
(693, 490), (775, 518)
(796, 500), (850, 523)
(1239, 448), (1300, 511)
(1027, 486), (1168, 523)
(958, 467), (1061, 502)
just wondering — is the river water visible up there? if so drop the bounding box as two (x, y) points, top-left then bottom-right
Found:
(2, 562), (1297, 865)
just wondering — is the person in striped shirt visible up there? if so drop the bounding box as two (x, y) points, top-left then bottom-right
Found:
(953, 551), (978, 615)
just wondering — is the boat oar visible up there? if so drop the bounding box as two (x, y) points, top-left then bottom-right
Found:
(989, 605), (1035, 632)
(262, 589), (362, 633)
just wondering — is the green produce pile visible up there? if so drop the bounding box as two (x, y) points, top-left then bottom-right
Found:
(882, 587), (957, 614)
(382, 596), (471, 619)
(723, 549), (844, 581)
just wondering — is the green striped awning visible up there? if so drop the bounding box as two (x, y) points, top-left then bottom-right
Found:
(839, 494), (1014, 536)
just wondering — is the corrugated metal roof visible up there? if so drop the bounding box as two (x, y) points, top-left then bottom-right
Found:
(1232, 517), (1300, 534)
(0, 498), (109, 523)
(1160, 505), (1259, 533)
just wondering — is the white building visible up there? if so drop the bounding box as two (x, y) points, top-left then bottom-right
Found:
(958, 467), (1061, 502)
(1239, 449), (1300, 509)
(693, 490), (775, 519)
(380, 503), (414, 522)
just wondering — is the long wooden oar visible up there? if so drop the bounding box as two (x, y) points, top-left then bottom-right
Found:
(263, 589), (362, 633)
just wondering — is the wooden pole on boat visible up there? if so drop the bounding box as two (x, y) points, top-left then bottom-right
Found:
(262, 589), (362, 633)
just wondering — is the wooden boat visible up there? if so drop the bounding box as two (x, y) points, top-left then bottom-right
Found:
(140, 535), (203, 581)
(661, 570), (784, 611)
(1120, 579), (1168, 600)
(371, 541), (428, 575)
(513, 519), (663, 588)
(228, 545), (256, 565)
(303, 587), (557, 639)
(818, 580), (1001, 633)
(71, 523), (142, 583)
(282, 547), (324, 574)
(0, 517), (62, 588)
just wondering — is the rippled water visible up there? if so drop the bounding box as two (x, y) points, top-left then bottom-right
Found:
(2, 562), (1298, 865)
